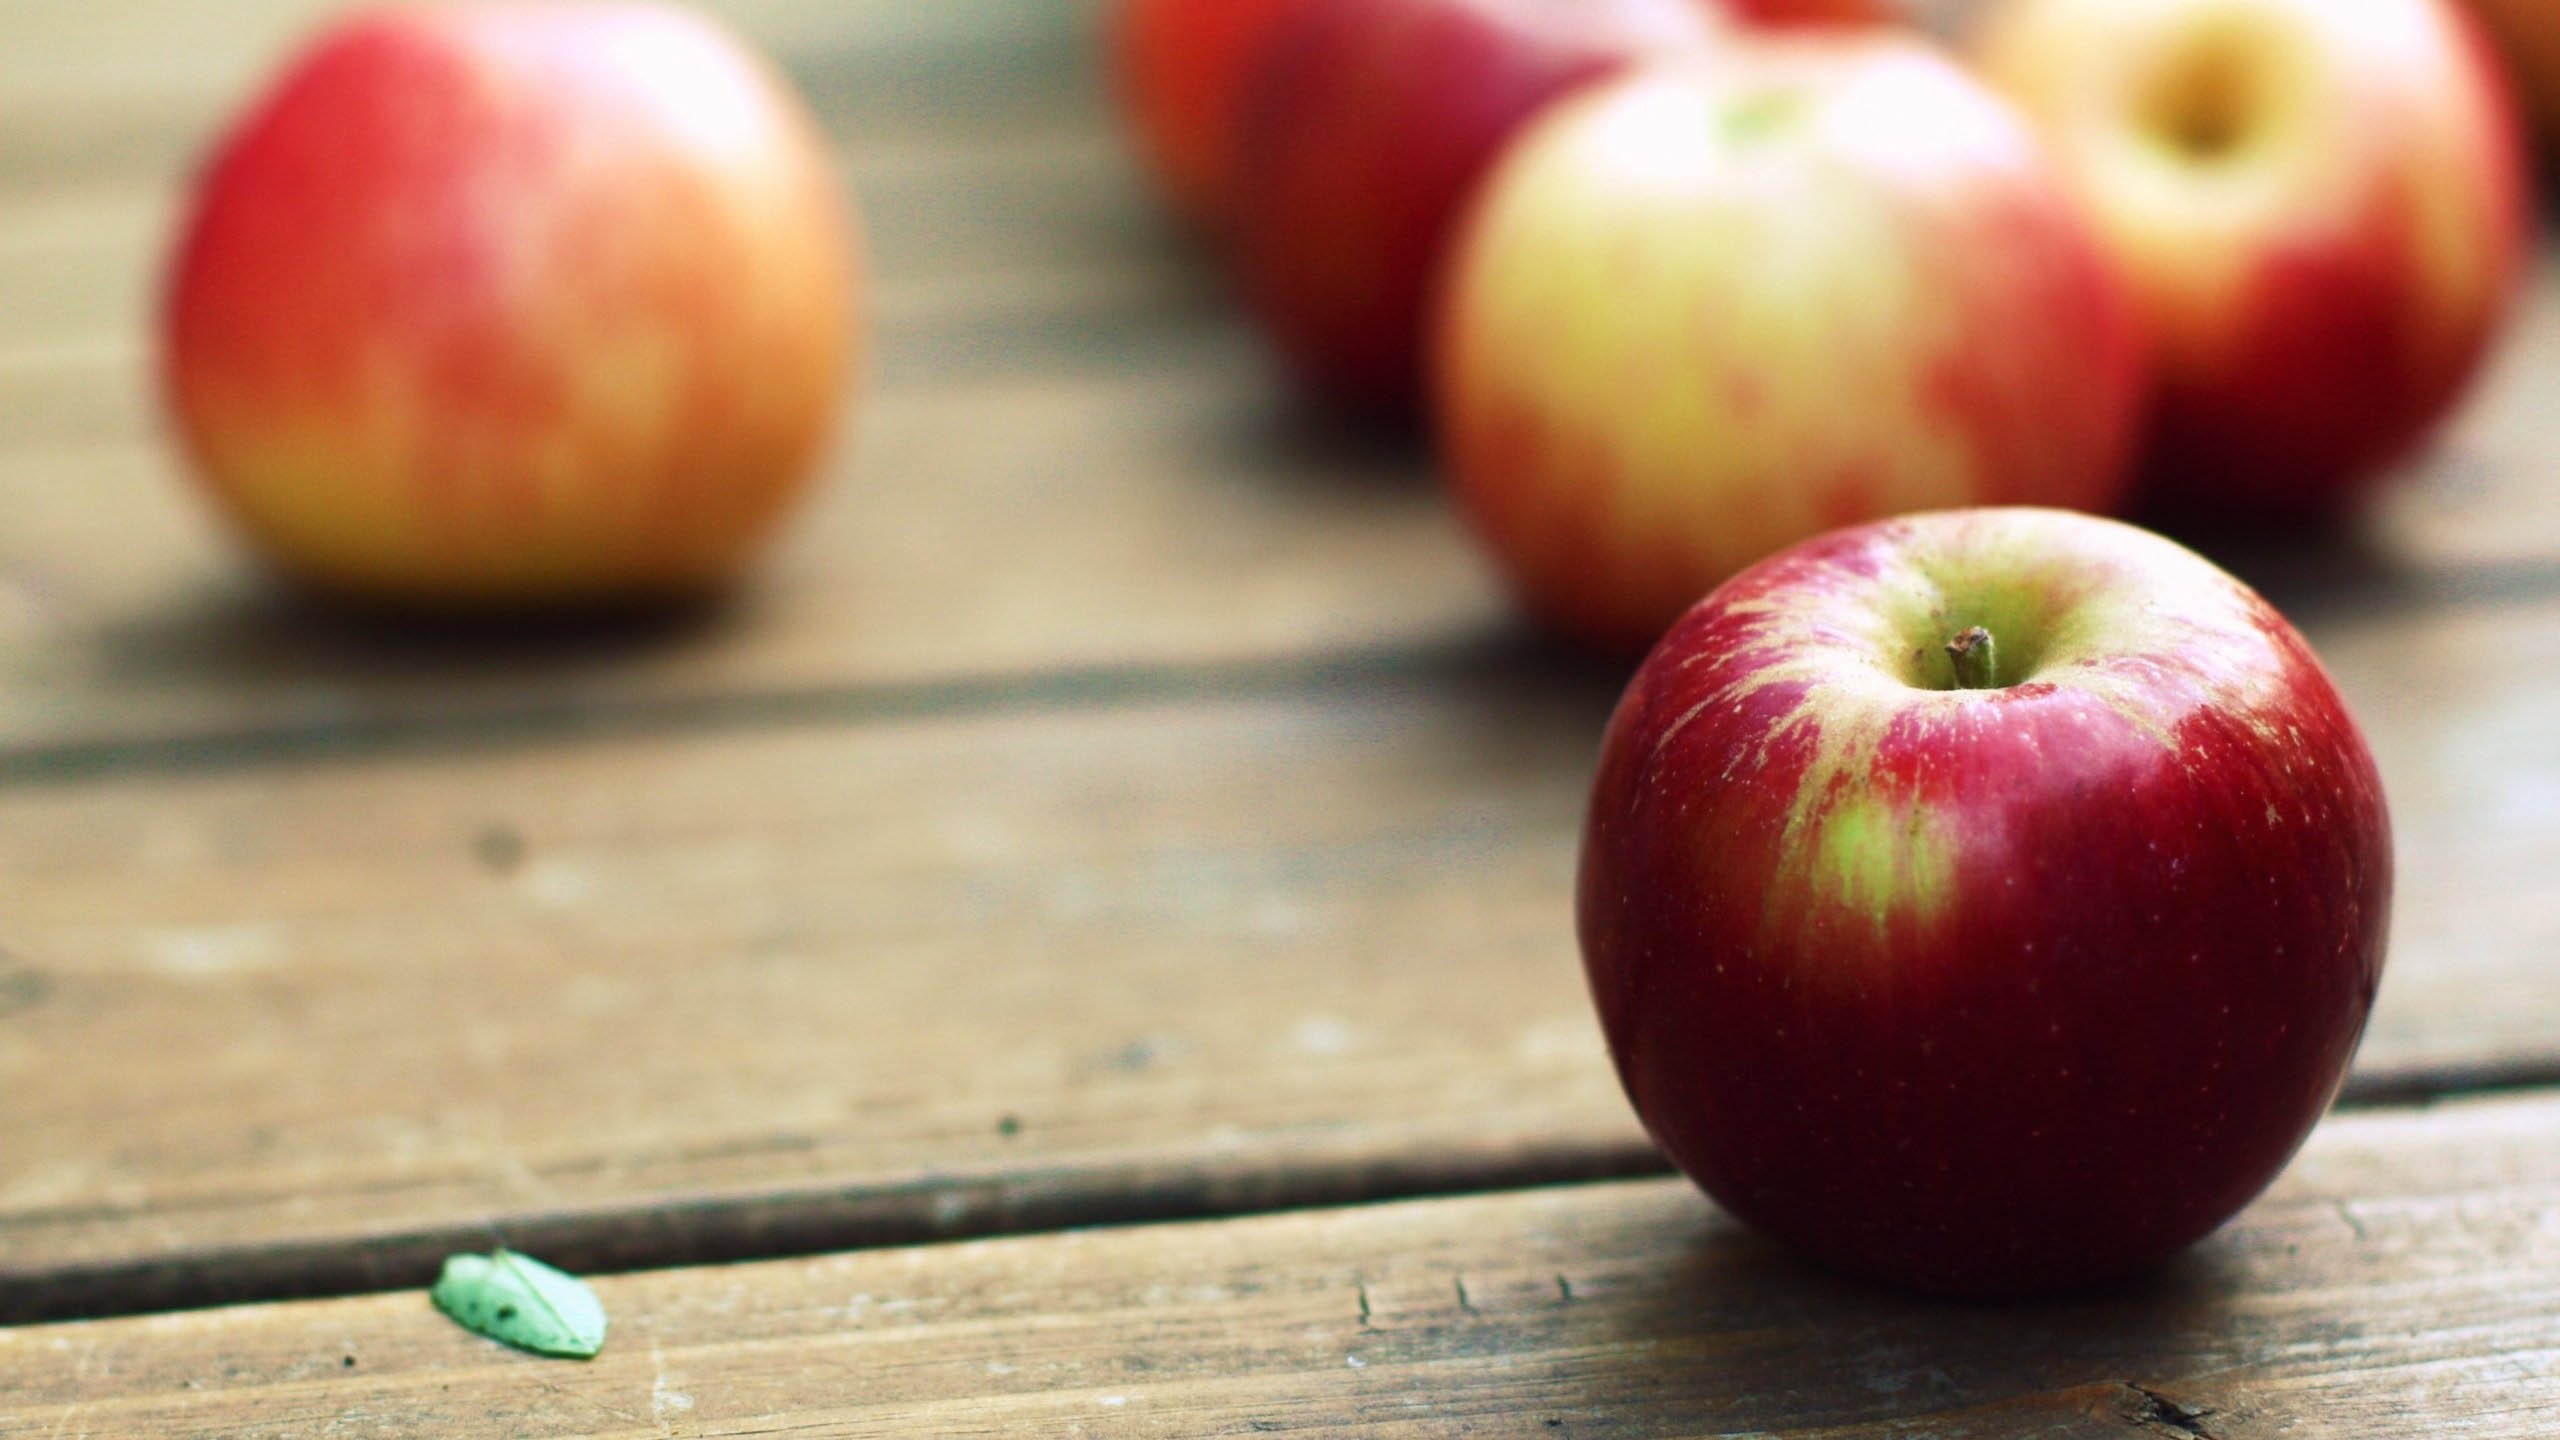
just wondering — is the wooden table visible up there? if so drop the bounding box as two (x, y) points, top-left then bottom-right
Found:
(4, 2), (2557, 1433)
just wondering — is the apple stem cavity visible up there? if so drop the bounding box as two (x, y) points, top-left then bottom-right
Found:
(1720, 90), (1806, 144)
(1946, 626), (1998, 690)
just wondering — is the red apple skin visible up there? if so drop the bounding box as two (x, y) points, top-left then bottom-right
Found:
(1976, 0), (2531, 530)
(1111, 0), (1311, 232)
(1724, 0), (1897, 25)
(1579, 508), (2391, 1296)
(1439, 40), (2144, 653)
(164, 2), (860, 608)
(1231, 0), (1723, 421)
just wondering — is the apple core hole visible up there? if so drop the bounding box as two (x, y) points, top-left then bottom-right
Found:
(1899, 600), (2054, 693)
(2144, 39), (2258, 163)
(1945, 627), (1998, 691)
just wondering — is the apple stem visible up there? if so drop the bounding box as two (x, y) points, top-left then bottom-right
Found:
(1946, 627), (1997, 690)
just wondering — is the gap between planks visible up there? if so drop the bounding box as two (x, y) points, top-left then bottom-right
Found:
(0, 555), (2554, 794)
(0, 630), (1520, 791)
(1, 574), (2556, 1321)
(6, 1089), (2560, 1438)
(9, 1062), (2558, 1328)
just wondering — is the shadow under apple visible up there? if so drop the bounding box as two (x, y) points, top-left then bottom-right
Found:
(1536, 1199), (2268, 1435)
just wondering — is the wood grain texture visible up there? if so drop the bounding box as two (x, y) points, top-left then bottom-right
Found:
(6, 1090), (2559, 1437)
(0, 0), (1112, 182)
(2, 581), (2556, 1318)
(0, 665), (1632, 1317)
(0, 333), (1491, 766)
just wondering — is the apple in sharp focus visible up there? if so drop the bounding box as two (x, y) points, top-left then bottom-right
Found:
(2466, 0), (2560, 152)
(1437, 37), (2144, 653)
(1974, 0), (2530, 530)
(1111, 0), (1312, 232)
(1579, 506), (2391, 1297)
(164, 1), (861, 609)
(1230, 0), (1724, 421)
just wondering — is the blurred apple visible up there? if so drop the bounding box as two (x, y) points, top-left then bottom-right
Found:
(164, 1), (861, 609)
(1437, 38), (2143, 651)
(1730, 0), (1987, 34)
(1724, 0), (1898, 25)
(2467, 0), (2560, 153)
(1231, 0), (1724, 421)
(1976, 0), (2529, 529)
(1111, 0), (1310, 231)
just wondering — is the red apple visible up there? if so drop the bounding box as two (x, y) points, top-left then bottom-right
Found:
(1724, 0), (1898, 25)
(1974, 0), (2531, 529)
(2467, 0), (2560, 152)
(164, 1), (860, 608)
(1580, 507), (2391, 1296)
(1437, 38), (2144, 652)
(1110, 0), (1311, 232)
(1231, 0), (1723, 420)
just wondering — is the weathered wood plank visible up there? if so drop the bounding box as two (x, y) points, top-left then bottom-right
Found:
(1, 584), (2554, 1317)
(0, 0), (1111, 184)
(5, 1090), (2558, 1438)
(0, 337), (1489, 766)
(2312, 598), (2560, 1087)
(0, 664), (1630, 1317)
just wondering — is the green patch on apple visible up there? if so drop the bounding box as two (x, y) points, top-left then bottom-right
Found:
(1806, 793), (1958, 934)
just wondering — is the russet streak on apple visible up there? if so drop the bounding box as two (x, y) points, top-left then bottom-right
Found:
(1580, 509), (2389, 1295)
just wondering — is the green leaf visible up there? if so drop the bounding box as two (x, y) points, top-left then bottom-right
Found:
(430, 1248), (608, 1359)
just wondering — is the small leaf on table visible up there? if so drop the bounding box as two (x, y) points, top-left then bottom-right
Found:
(430, 1248), (608, 1358)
